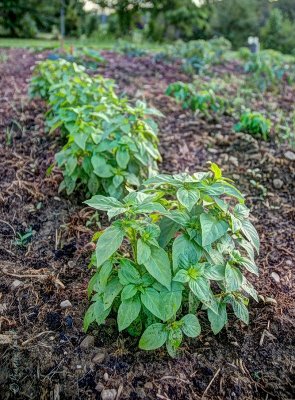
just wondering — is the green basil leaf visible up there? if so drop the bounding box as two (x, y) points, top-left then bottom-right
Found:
(96, 225), (124, 268)
(207, 302), (227, 334)
(200, 213), (228, 247)
(121, 284), (138, 300)
(176, 187), (200, 211)
(117, 295), (141, 331)
(116, 147), (130, 169)
(172, 233), (202, 272)
(141, 287), (163, 319)
(139, 323), (168, 350)
(99, 260), (113, 288)
(229, 297), (249, 324)
(137, 239), (152, 265)
(173, 269), (190, 283)
(181, 314), (201, 337)
(143, 246), (172, 290)
(118, 259), (141, 285)
(92, 154), (114, 178)
(240, 220), (260, 253)
(225, 263), (243, 291)
(103, 277), (122, 309)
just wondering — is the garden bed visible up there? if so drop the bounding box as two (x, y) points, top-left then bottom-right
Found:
(0, 49), (294, 400)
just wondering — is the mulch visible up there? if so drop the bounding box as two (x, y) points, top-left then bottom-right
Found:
(0, 48), (294, 400)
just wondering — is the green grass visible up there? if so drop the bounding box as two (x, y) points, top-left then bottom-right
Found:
(0, 38), (165, 52)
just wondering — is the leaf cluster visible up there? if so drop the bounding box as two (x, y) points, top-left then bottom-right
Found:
(243, 49), (295, 92)
(173, 37), (231, 75)
(30, 59), (162, 198)
(166, 81), (225, 118)
(235, 111), (271, 141)
(84, 163), (260, 356)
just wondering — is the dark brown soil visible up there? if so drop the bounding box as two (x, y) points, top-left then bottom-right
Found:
(0, 48), (294, 400)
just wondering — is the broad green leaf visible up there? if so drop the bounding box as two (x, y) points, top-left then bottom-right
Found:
(160, 282), (183, 321)
(238, 238), (255, 261)
(143, 246), (172, 290)
(116, 147), (130, 169)
(200, 213), (228, 247)
(207, 302), (227, 334)
(176, 187), (200, 211)
(141, 287), (163, 319)
(203, 264), (225, 280)
(217, 234), (235, 255)
(83, 303), (96, 332)
(229, 297), (249, 324)
(121, 284), (138, 300)
(99, 260), (113, 288)
(158, 217), (179, 248)
(135, 203), (166, 214)
(240, 220), (260, 253)
(189, 277), (218, 313)
(181, 314), (201, 337)
(74, 131), (88, 150)
(234, 204), (249, 220)
(113, 174), (124, 188)
(118, 259), (141, 285)
(93, 297), (112, 324)
(172, 234), (202, 272)
(85, 195), (124, 211)
(144, 174), (177, 186)
(96, 225), (124, 268)
(225, 263), (243, 291)
(137, 239), (151, 265)
(66, 156), (77, 176)
(173, 269), (189, 283)
(189, 277), (211, 301)
(239, 257), (259, 276)
(92, 154), (114, 178)
(103, 277), (122, 309)
(166, 329), (183, 357)
(117, 295), (141, 331)
(162, 210), (190, 226)
(231, 215), (242, 233)
(139, 323), (168, 350)
(204, 247), (224, 265)
(87, 173), (99, 195)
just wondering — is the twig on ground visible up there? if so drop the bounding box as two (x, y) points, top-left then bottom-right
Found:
(201, 367), (221, 399)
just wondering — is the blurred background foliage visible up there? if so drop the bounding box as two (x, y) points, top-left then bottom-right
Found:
(0, 0), (295, 54)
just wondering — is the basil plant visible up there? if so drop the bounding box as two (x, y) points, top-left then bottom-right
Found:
(84, 164), (259, 356)
(30, 59), (162, 198)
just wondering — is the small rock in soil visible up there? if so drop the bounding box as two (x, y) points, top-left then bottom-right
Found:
(101, 389), (117, 400)
(229, 156), (239, 167)
(92, 349), (107, 364)
(80, 335), (95, 349)
(103, 372), (109, 382)
(60, 300), (72, 309)
(273, 179), (283, 189)
(284, 151), (295, 161)
(265, 297), (277, 305)
(144, 382), (153, 390)
(11, 280), (23, 291)
(95, 382), (104, 392)
(271, 272), (280, 283)
(0, 334), (14, 345)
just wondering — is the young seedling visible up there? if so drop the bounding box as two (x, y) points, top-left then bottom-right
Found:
(235, 111), (271, 141)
